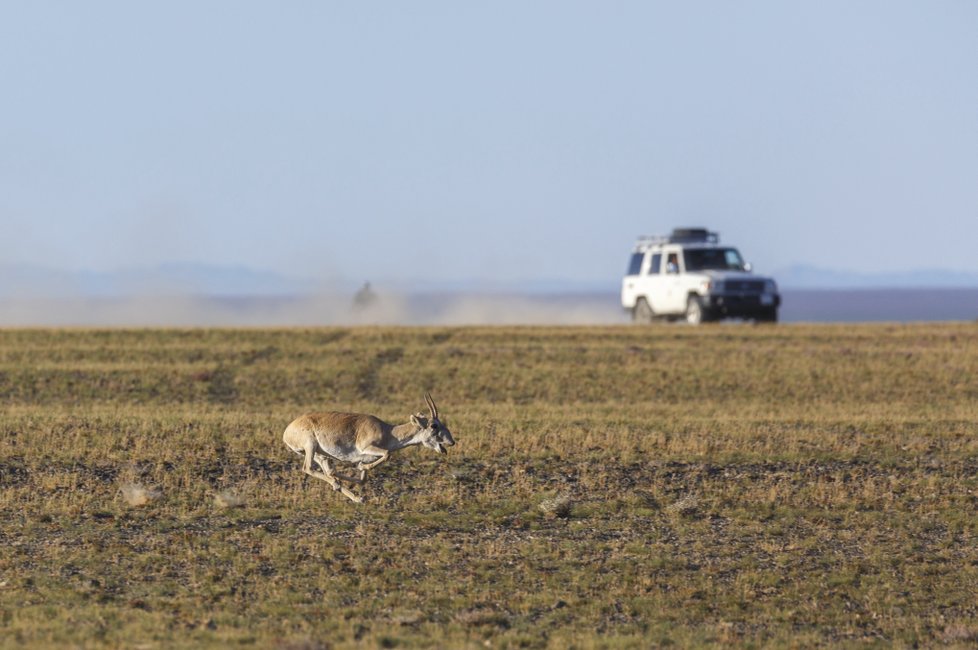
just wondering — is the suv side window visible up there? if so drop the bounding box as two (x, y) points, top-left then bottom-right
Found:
(666, 252), (680, 273)
(650, 253), (662, 274)
(626, 253), (644, 276)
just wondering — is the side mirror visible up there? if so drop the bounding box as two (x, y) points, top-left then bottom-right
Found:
(743, 262), (753, 272)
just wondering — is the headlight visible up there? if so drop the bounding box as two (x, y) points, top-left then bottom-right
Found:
(712, 280), (725, 293)
(764, 280), (778, 293)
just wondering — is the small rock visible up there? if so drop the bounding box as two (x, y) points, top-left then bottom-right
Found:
(538, 493), (573, 518)
(666, 492), (699, 515)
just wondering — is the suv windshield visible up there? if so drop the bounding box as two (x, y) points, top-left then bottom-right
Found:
(683, 248), (745, 271)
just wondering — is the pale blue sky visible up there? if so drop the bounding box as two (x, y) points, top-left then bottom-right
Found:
(2, 2), (976, 289)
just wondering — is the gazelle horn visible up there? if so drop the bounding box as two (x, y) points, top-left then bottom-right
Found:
(424, 392), (438, 419)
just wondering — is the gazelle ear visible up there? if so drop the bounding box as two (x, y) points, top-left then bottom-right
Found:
(410, 414), (422, 427)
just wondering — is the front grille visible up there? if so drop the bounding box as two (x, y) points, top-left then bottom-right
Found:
(725, 280), (765, 293)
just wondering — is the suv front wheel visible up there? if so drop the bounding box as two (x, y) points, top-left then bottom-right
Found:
(757, 308), (778, 323)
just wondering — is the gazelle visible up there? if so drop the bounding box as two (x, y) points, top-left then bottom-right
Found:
(282, 392), (455, 503)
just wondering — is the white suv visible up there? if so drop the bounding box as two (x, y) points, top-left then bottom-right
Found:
(621, 228), (780, 324)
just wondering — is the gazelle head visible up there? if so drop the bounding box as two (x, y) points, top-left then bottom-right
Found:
(410, 392), (456, 454)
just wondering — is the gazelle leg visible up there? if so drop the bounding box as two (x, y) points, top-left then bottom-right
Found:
(312, 453), (338, 482)
(332, 481), (365, 503)
(357, 447), (390, 471)
(302, 446), (341, 491)
(301, 444), (364, 503)
(314, 453), (364, 484)
(304, 467), (363, 503)
(335, 469), (366, 484)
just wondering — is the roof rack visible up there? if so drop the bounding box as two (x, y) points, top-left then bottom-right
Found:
(635, 228), (719, 249)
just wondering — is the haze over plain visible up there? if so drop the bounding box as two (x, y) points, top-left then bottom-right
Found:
(2, 2), (977, 297)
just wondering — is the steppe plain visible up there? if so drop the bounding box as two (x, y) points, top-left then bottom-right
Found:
(1, 323), (977, 648)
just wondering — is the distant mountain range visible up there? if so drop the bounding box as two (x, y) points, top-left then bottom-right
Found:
(1, 262), (976, 298)
(773, 265), (978, 289)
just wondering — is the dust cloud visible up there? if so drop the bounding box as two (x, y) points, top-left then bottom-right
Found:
(0, 291), (625, 327)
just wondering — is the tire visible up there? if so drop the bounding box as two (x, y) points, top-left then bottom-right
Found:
(757, 308), (778, 324)
(632, 298), (655, 324)
(685, 295), (706, 325)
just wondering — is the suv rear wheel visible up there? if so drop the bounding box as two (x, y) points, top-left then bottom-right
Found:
(632, 298), (655, 324)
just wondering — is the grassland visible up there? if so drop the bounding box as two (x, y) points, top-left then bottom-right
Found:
(2, 323), (978, 648)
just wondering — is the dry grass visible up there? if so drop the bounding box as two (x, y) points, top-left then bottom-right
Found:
(1, 323), (978, 647)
